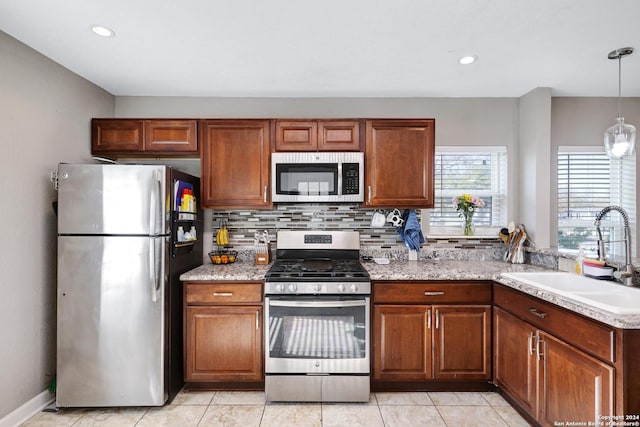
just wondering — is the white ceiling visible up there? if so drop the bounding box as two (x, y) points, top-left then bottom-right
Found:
(1, 0), (640, 98)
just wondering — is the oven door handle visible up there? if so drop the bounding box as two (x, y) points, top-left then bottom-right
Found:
(268, 299), (367, 308)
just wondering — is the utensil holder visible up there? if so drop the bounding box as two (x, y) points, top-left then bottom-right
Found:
(255, 243), (271, 265)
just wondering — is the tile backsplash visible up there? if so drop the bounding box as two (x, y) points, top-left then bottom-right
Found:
(210, 203), (507, 261)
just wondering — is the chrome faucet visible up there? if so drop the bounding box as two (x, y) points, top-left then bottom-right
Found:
(594, 206), (635, 286)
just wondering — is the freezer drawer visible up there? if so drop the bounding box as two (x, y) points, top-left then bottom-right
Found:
(56, 235), (167, 407)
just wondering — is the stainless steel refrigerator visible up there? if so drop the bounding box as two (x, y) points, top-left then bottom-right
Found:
(54, 163), (202, 407)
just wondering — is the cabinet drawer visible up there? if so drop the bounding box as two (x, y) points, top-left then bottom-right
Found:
(185, 282), (263, 304)
(373, 281), (492, 304)
(494, 284), (615, 363)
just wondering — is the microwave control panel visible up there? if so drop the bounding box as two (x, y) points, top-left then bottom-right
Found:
(342, 163), (360, 195)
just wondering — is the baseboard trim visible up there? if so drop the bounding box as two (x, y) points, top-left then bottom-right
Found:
(0, 390), (55, 427)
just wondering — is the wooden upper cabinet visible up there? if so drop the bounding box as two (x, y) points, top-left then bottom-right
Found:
(274, 121), (317, 151)
(274, 120), (361, 151)
(92, 119), (144, 153)
(364, 119), (435, 208)
(200, 120), (271, 209)
(144, 120), (197, 154)
(318, 121), (361, 151)
(91, 119), (198, 156)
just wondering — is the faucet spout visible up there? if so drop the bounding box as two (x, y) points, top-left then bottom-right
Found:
(594, 205), (634, 286)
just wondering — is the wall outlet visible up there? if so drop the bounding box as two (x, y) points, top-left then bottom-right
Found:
(408, 250), (418, 261)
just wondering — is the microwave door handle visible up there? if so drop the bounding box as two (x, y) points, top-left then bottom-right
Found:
(268, 300), (367, 308)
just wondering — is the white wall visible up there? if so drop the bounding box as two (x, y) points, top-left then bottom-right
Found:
(0, 31), (114, 420)
(519, 88), (552, 247)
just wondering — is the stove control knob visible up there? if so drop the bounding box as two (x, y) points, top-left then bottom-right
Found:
(350, 284), (359, 293)
(276, 284), (285, 293)
(287, 284), (298, 293)
(337, 284), (346, 293)
(312, 284), (321, 293)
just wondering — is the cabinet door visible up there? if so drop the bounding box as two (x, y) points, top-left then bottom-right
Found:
(318, 120), (361, 151)
(200, 120), (271, 209)
(92, 119), (144, 153)
(494, 307), (537, 415)
(373, 305), (432, 380)
(274, 120), (317, 151)
(538, 331), (614, 427)
(185, 305), (263, 382)
(145, 120), (198, 154)
(433, 305), (491, 380)
(364, 119), (435, 208)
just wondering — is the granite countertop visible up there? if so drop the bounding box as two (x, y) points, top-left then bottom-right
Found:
(362, 259), (547, 281)
(496, 276), (640, 329)
(180, 259), (640, 329)
(180, 261), (271, 281)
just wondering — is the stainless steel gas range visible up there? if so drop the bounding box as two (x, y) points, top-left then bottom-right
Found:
(264, 230), (371, 402)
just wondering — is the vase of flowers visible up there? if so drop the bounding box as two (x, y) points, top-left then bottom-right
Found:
(452, 194), (485, 236)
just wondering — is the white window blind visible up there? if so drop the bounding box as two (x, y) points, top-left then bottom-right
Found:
(557, 146), (636, 257)
(428, 146), (508, 235)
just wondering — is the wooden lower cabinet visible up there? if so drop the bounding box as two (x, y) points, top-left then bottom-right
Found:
(538, 331), (614, 426)
(434, 306), (491, 380)
(374, 305), (432, 380)
(185, 305), (262, 382)
(494, 307), (536, 415)
(184, 282), (263, 383)
(494, 299), (615, 427)
(374, 304), (491, 382)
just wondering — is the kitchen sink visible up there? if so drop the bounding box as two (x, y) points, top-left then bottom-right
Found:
(501, 271), (640, 315)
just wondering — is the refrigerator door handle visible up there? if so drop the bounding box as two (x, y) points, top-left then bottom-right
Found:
(150, 238), (158, 302)
(149, 170), (163, 235)
(149, 237), (164, 302)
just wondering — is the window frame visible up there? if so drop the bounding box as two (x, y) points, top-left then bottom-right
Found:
(556, 145), (636, 258)
(426, 146), (508, 238)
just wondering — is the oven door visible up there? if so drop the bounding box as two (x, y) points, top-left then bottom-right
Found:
(265, 296), (370, 374)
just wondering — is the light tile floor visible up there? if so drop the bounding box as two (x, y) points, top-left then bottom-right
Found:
(22, 390), (531, 426)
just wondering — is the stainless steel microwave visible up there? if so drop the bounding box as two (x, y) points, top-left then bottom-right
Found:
(271, 152), (364, 203)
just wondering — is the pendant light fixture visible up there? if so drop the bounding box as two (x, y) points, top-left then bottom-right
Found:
(604, 47), (636, 159)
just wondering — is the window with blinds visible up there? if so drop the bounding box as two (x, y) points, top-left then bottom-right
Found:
(557, 147), (636, 257)
(428, 147), (508, 235)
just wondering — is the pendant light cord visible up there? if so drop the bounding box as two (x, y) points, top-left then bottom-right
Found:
(617, 54), (622, 119)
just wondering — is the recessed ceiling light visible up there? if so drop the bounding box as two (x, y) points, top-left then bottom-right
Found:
(459, 55), (478, 65)
(91, 25), (115, 37)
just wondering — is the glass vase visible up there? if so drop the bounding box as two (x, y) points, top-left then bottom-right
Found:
(462, 213), (475, 236)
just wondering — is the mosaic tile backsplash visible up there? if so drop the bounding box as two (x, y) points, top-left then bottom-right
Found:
(210, 204), (510, 262)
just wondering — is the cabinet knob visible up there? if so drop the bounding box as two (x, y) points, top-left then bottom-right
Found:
(424, 291), (445, 296)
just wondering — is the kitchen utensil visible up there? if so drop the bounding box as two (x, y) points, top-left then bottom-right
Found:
(371, 210), (386, 227)
(386, 209), (404, 227)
